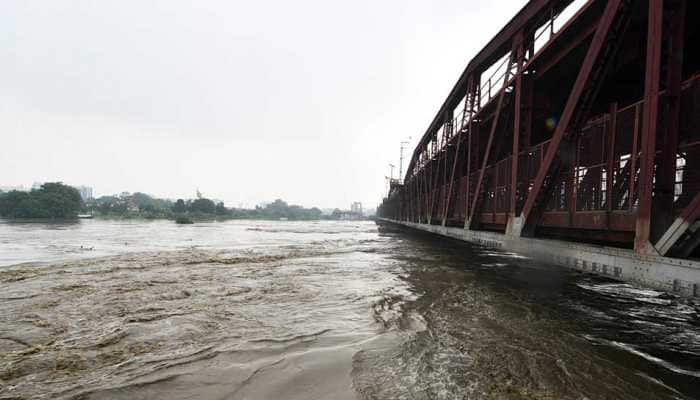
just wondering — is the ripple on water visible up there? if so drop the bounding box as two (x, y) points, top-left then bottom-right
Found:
(0, 220), (698, 400)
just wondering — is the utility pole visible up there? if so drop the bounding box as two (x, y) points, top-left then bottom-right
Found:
(385, 163), (396, 197)
(398, 137), (411, 184)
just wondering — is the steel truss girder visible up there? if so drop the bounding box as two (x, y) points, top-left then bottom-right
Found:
(634, 0), (664, 253)
(442, 76), (475, 226)
(467, 45), (519, 230)
(656, 192), (700, 256)
(519, 0), (633, 237)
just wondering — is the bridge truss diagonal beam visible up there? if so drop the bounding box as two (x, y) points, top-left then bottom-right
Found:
(655, 192), (700, 256)
(518, 0), (630, 237)
(442, 76), (475, 226)
(467, 45), (518, 230)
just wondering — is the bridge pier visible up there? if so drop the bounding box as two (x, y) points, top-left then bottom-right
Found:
(380, 218), (700, 298)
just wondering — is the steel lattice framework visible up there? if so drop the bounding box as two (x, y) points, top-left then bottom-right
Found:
(379, 0), (700, 259)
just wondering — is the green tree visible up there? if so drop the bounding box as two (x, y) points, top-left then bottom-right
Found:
(133, 192), (173, 212)
(215, 202), (228, 215)
(0, 183), (81, 218)
(189, 198), (216, 214)
(14, 197), (48, 218)
(35, 183), (82, 218)
(0, 190), (30, 217)
(172, 199), (187, 213)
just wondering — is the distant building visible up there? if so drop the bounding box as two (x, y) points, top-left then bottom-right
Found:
(350, 202), (363, 215)
(73, 186), (94, 202)
(330, 203), (366, 220)
(32, 182), (43, 190)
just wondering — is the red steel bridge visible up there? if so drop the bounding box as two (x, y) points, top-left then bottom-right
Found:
(379, 0), (700, 264)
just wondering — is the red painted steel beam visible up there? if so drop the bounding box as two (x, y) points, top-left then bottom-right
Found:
(627, 104), (640, 210)
(634, 0), (664, 254)
(464, 113), (473, 221)
(519, 0), (624, 236)
(509, 35), (525, 223)
(605, 102), (617, 215)
(656, 192), (700, 255)
(468, 49), (517, 229)
(522, 74), (533, 149)
(653, 0), (686, 240)
(441, 117), (453, 224)
(428, 148), (440, 223)
(534, 22), (597, 78)
(420, 167), (427, 222)
(405, 0), (576, 183)
(443, 76), (475, 226)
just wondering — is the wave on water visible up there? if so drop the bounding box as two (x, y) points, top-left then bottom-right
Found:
(0, 223), (406, 400)
(1, 220), (699, 400)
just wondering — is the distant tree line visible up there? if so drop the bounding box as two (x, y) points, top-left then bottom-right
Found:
(86, 194), (324, 221)
(0, 183), (82, 218)
(89, 192), (175, 219)
(0, 184), (330, 222)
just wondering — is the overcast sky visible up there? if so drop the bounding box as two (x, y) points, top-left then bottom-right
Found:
(2, 0), (525, 209)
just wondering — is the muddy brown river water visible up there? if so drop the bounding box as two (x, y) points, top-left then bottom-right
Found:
(0, 219), (698, 399)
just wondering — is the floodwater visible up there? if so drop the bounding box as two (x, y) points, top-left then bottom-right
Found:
(0, 219), (698, 400)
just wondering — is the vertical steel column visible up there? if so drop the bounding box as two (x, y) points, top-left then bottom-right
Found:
(408, 181), (412, 222)
(508, 34), (525, 228)
(468, 48), (517, 230)
(522, 74), (533, 149)
(635, 0), (664, 254)
(654, 0), (686, 239)
(567, 138), (578, 227)
(414, 180), (419, 222)
(606, 102), (618, 215)
(464, 77), (480, 226)
(412, 180), (417, 222)
(422, 155), (428, 222)
(411, 172), (420, 223)
(628, 104), (640, 210)
(428, 131), (439, 224)
(444, 76), (474, 226)
(441, 113), (453, 224)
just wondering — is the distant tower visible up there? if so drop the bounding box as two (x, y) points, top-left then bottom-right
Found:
(399, 138), (411, 184)
(351, 202), (363, 215)
(196, 189), (203, 199)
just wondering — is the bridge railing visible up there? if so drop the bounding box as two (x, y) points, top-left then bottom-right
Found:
(464, 74), (700, 229)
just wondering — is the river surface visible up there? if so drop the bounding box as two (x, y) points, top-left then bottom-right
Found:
(0, 219), (698, 399)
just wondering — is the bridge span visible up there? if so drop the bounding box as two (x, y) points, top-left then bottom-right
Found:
(378, 0), (700, 296)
